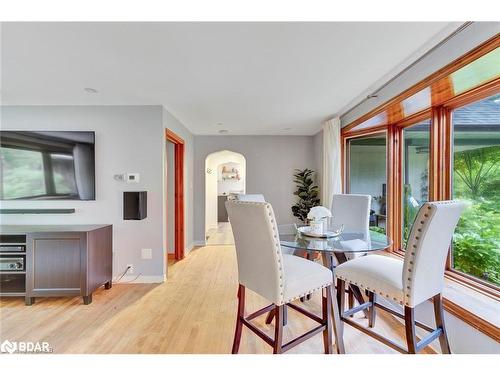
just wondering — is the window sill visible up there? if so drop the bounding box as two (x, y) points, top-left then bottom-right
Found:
(385, 250), (500, 342)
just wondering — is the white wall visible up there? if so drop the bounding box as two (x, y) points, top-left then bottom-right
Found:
(313, 129), (324, 201)
(0, 105), (166, 282)
(194, 135), (317, 243)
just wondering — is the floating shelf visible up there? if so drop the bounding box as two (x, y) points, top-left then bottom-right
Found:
(0, 209), (76, 214)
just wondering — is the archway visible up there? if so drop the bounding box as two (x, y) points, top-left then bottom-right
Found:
(205, 150), (246, 245)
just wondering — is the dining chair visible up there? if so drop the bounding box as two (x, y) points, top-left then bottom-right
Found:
(226, 200), (336, 354)
(335, 200), (465, 354)
(330, 194), (371, 310)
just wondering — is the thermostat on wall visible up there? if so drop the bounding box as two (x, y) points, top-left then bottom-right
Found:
(126, 173), (140, 183)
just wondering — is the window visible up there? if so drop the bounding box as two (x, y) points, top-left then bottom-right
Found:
(401, 120), (431, 245)
(451, 94), (500, 286)
(347, 133), (387, 233)
(0, 147), (46, 199)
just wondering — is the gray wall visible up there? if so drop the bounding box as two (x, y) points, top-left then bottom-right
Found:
(162, 108), (195, 252)
(0, 105), (166, 281)
(193, 135), (316, 243)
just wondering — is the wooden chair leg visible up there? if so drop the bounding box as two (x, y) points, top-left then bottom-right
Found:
(404, 305), (417, 354)
(231, 284), (245, 354)
(322, 286), (333, 354)
(368, 291), (376, 328)
(273, 305), (284, 354)
(433, 293), (451, 354)
(348, 290), (355, 317)
(336, 279), (345, 325)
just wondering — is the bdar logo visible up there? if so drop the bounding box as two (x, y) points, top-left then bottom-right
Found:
(1, 340), (17, 354)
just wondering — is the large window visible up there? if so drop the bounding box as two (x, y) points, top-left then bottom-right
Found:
(347, 133), (387, 233)
(402, 120), (430, 245)
(451, 94), (500, 286)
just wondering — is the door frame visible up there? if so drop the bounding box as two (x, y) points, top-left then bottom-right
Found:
(166, 129), (185, 261)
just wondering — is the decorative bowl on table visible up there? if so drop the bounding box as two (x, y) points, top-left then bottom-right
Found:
(296, 224), (344, 238)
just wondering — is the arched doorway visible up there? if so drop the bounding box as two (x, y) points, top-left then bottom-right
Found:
(205, 150), (246, 245)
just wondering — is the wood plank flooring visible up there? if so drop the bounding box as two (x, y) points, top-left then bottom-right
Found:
(0, 244), (434, 354)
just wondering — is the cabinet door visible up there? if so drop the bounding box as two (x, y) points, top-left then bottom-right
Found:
(26, 233), (85, 296)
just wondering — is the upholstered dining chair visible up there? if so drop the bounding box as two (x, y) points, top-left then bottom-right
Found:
(335, 200), (465, 354)
(330, 194), (371, 310)
(330, 194), (371, 235)
(226, 200), (337, 354)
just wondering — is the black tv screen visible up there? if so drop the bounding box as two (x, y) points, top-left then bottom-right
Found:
(0, 131), (95, 200)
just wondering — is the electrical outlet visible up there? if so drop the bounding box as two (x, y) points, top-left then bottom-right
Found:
(141, 248), (152, 259)
(126, 264), (134, 274)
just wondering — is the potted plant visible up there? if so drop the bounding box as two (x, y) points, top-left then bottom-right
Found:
(291, 169), (320, 223)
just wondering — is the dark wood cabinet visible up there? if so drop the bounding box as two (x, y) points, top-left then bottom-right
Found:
(218, 195), (229, 222)
(1, 225), (112, 305)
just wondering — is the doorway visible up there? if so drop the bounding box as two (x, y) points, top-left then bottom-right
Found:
(205, 150), (246, 245)
(166, 129), (185, 261)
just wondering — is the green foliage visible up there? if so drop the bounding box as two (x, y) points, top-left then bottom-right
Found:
(454, 146), (499, 199)
(402, 184), (419, 247)
(370, 226), (386, 234)
(291, 169), (320, 223)
(453, 199), (500, 285)
(452, 145), (500, 286)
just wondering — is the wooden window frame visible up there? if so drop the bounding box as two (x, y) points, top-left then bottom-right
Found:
(341, 35), (500, 341)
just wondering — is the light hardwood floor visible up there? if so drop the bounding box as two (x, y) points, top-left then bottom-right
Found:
(206, 222), (234, 245)
(0, 244), (434, 354)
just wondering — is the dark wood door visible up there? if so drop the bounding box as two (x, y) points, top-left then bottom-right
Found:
(27, 233), (85, 297)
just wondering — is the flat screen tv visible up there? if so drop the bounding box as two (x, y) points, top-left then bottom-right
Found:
(0, 131), (95, 200)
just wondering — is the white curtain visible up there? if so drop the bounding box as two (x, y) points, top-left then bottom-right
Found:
(322, 117), (342, 209)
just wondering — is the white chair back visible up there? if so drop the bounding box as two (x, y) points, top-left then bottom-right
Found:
(226, 201), (285, 304)
(403, 200), (465, 306)
(234, 194), (266, 202)
(331, 194), (371, 232)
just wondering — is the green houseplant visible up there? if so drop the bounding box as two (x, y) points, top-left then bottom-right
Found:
(291, 169), (320, 223)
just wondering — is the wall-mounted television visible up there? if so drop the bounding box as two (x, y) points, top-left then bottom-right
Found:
(0, 131), (95, 200)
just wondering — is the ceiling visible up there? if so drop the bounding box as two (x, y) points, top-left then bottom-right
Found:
(1, 22), (460, 135)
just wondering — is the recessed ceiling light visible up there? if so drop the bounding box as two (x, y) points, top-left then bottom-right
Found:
(84, 87), (98, 94)
(218, 129), (229, 134)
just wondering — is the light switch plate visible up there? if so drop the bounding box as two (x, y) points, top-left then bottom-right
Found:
(126, 173), (140, 183)
(141, 248), (153, 259)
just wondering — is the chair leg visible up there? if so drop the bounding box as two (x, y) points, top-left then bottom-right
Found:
(273, 305), (284, 354)
(433, 293), (451, 354)
(348, 290), (355, 317)
(336, 279), (345, 325)
(367, 291), (376, 328)
(404, 305), (417, 354)
(231, 284), (245, 354)
(322, 286), (333, 354)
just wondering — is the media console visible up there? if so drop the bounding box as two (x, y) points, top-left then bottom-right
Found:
(0, 225), (112, 305)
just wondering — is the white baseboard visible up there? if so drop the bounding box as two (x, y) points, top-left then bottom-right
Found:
(115, 274), (165, 284)
(193, 240), (206, 247)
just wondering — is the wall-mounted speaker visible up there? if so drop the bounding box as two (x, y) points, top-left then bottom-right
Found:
(123, 191), (147, 220)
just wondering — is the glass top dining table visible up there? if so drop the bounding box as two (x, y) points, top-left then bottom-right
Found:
(279, 229), (392, 255)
